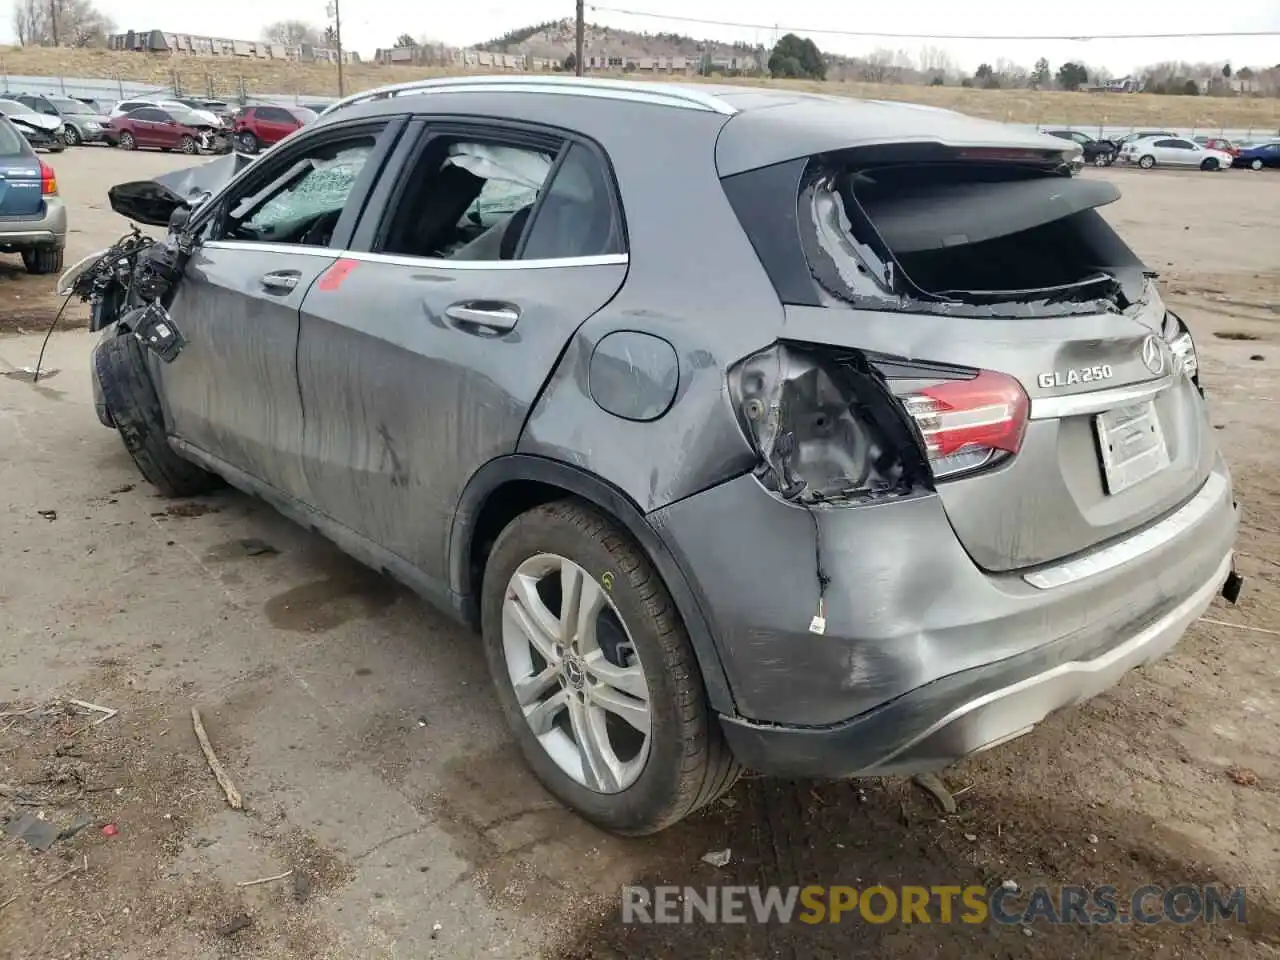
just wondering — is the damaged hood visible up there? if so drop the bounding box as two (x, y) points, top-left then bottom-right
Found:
(153, 151), (258, 206)
(9, 112), (63, 134)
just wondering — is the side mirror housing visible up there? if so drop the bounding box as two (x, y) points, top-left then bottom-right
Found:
(168, 206), (191, 231)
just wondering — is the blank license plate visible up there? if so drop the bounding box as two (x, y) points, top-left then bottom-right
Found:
(1094, 401), (1170, 495)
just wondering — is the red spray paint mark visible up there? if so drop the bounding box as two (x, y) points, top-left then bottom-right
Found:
(317, 258), (359, 291)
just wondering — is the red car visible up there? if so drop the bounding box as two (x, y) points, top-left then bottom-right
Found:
(1194, 136), (1239, 157)
(231, 105), (316, 154)
(106, 106), (219, 154)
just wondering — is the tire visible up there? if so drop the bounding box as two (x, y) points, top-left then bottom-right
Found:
(93, 332), (221, 498)
(179, 135), (198, 155)
(22, 246), (63, 275)
(1138, 154), (1155, 169)
(236, 131), (258, 154)
(1093, 153), (1109, 166)
(47, 134), (65, 153)
(480, 499), (742, 836)
(117, 131), (135, 150)
(1251, 159), (1264, 171)
(63, 123), (81, 146)
(1201, 158), (1219, 171)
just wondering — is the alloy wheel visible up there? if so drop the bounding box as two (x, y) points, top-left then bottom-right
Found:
(501, 553), (652, 794)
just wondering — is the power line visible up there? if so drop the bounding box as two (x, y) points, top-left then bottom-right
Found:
(586, 5), (1280, 42)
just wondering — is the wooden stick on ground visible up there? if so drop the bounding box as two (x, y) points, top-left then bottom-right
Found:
(67, 699), (118, 726)
(191, 707), (243, 810)
(236, 869), (293, 888)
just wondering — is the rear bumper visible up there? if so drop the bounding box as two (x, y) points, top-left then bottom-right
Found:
(649, 459), (1239, 777)
(719, 549), (1235, 777)
(0, 199), (67, 249)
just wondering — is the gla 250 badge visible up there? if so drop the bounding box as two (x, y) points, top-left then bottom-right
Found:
(1037, 364), (1115, 390)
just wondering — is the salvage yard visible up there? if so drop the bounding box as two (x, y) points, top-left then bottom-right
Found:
(1, 148), (1278, 959)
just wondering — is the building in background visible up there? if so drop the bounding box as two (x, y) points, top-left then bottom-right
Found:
(107, 29), (359, 64)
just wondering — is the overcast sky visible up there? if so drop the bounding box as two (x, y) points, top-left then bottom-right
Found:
(5, 1), (1279, 74)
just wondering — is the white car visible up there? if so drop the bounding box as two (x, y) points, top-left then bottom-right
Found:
(1119, 136), (1233, 171)
(110, 97), (220, 129)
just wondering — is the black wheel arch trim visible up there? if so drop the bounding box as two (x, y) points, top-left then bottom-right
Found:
(450, 454), (737, 714)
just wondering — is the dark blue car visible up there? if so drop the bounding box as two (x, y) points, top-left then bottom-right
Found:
(1233, 141), (1280, 170)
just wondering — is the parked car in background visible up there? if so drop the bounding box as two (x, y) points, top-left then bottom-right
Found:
(1105, 130), (1174, 154)
(88, 77), (1241, 835)
(231, 104), (317, 153)
(72, 96), (109, 115)
(110, 97), (221, 128)
(105, 106), (226, 154)
(1042, 129), (1116, 166)
(0, 116), (65, 274)
(1192, 136), (1239, 157)
(1233, 141), (1280, 170)
(4, 92), (110, 145)
(1119, 136), (1233, 171)
(0, 98), (64, 151)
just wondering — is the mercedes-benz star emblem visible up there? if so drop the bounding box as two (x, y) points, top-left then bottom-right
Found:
(1141, 335), (1166, 376)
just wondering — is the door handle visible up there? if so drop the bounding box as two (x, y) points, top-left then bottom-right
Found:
(444, 301), (520, 334)
(260, 270), (300, 294)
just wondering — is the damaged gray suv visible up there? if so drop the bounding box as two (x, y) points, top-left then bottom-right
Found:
(84, 77), (1242, 835)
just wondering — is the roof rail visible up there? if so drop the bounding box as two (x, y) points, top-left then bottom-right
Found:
(320, 75), (738, 118)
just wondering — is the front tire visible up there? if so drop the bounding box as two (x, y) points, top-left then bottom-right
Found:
(1201, 158), (1219, 171)
(1093, 153), (1109, 167)
(63, 124), (81, 146)
(480, 500), (742, 835)
(236, 131), (258, 154)
(1138, 154), (1155, 169)
(117, 131), (135, 150)
(93, 332), (221, 498)
(179, 135), (198, 155)
(22, 246), (63, 275)
(1251, 158), (1264, 171)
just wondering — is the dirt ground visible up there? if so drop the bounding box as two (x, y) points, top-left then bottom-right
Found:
(1, 149), (1278, 960)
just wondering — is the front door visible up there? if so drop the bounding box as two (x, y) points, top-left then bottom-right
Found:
(294, 124), (629, 584)
(155, 117), (401, 501)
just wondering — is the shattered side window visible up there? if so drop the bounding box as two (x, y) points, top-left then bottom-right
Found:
(447, 142), (553, 229)
(240, 140), (374, 240)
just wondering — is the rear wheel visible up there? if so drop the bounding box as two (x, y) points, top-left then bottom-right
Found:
(480, 500), (742, 835)
(63, 123), (81, 146)
(22, 247), (63, 275)
(94, 332), (221, 497)
(179, 135), (198, 155)
(117, 131), (135, 150)
(1093, 153), (1109, 166)
(236, 131), (258, 154)
(1138, 154), (1155, 169)
(1251, 158), (1264, 171)
(1201, 158), (1219, 171)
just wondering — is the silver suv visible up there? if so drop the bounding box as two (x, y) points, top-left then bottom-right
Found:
(89, 77), (1242, 835)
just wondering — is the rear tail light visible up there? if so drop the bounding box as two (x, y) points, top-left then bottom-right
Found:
(1163, 311), (1199, 380)
(900, 370), (1029, 479)
(39, 160), (57, 196)
(728, 344), (917, 503)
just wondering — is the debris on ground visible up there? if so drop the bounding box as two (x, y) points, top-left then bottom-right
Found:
(293, 870), (312, 902)
(37, 509), (57, 521)
(237, 869), (293, 888)
(238, 538), (279, 557)
(4, 811), (60, 851)
(1227, 766), (1259, 787)
(216, 913), (253, 937)
(912, 772), (957, 814)
(1001, 880), (1019, 893)
(101, 823), (119, 837)
(57, 813), (93, 841)
(701, 848), (732, 868)
(431, 921), (443, 939)
(67, 698), (117, 726)
(191, 707), (243, 810)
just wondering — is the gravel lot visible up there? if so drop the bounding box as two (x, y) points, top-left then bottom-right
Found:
(1, 148), (1278, 959)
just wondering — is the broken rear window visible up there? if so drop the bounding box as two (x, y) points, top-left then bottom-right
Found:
(802, 161), (1148, 317)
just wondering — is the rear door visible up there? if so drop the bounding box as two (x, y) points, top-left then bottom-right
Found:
(294, 119), (628, 582)
(0, 120), (42, 218)
(258, 107), (296, 145)
(156, 117), (402, 500)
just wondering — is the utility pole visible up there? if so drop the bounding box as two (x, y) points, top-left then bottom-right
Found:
(49, 0), (58, 46)
(326, 0), (345, 96)
(575, 0), (584, 77)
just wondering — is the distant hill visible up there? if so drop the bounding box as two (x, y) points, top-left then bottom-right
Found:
(477, 18), (765, 69)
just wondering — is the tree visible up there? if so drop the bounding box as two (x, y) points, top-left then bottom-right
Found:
(1056, 61), (1089, 91)
(395, 33), (417, 48)
(974, 62), (994, 80)
(323, 23), (336, 45)
(1031, 57), (1051, 88)
(1182, 78), (1200, 95)
(769, 33), (825, 81)
(13, 0), (113, 46)
(562, 52), (576, 72)
(262, 19), (321, 47)
(1222, 62), (1232, 78)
